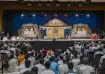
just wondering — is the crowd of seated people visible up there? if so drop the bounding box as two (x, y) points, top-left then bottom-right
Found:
(0, 41), (105, 74)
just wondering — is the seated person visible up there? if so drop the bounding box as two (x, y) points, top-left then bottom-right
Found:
(68, 62), (76, 74)
(91, 33), (99, 39)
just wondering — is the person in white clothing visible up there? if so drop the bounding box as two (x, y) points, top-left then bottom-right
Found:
(41, 61), (55, 74)
(35, 59), (46, 74)
(100, 49), (105, 64)
(71, 53), (80, 70)
(58, 59), (69, 74)
(79, 57), (95, 74)
(20, 60), (31, 74)
(30, 52), (35, 66)
(58, 56), (63, 65)
(8, 54), (18, 73)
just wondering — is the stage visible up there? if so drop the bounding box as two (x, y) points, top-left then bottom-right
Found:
(2, 39), (105, 41)
(1, 39), (105, 49)
(2, 10), (105, 50)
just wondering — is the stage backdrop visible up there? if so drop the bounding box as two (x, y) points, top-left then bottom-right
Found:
(10, 13), (99, 36)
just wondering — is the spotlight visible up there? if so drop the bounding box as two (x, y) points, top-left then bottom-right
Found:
(65, 14), (67, 16)
(45, 15), (47, 16)
(76, 14), (78, 17)
(55, 14), (57, 16)
(86, 14), (90, 17)
(33, 14), (36, 17)
(21, 14), (24, 17)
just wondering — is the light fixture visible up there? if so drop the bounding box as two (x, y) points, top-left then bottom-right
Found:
(76, 14), (78, 17)
(78, 4), (82, 7)
(65, 14), (67, 16)
(27, 4), (32, 6)
(38, 4), (42, 6)
(86, 14), (90, 17)
(47, 4), (50, 6)
(55, 14), (57, 16)
(67, 4), (71, 6)
(33, 14), (36, 17)
(56, 4), (60, 6)
(21, 14), (24, 17)
(45, 15), (47, 16)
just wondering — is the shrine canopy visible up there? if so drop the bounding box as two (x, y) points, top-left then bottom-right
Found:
(40, 19), (71, 28)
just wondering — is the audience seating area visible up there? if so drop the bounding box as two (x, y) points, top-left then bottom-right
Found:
(0, 41), (105, 74)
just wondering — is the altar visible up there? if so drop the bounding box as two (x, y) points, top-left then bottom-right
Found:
(40, 19), (72, 39)
(18, 23), (40, 39)
(18, 19), (92, 39)
(71, 23), (91, 39)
